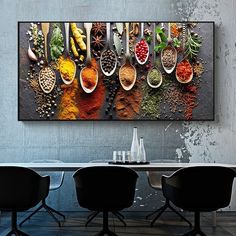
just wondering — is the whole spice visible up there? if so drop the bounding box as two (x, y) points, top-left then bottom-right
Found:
(57, 56), (76, 82)
(176, 59), (193, 82)
(57, 79), (79, 120)
(148, 69), (162, 86)
(91, 35), (105, 49)
(49, 23), (64, 61)
(119, 64), (136, 88)
(70, 37), (79, 57)
(28, 44), (38, 61)
(92, 23), (106, 36)
(171, 23), (180, 38)
(135, 39), (149, 63)
(162, 47), (176, 69)
(81, 67), (97, 90)
(39, 66), (56, 93)
(100, 49), (116, 74)
(70, 23), (86, 51)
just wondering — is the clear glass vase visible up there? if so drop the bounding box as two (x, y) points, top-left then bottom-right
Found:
(138, 137), (146, 163)
(130, 127), (139, 162)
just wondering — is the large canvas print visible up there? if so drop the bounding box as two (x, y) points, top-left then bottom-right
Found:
(18, 22), (214, 121)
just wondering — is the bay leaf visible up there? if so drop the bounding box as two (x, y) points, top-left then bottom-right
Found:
(113, 33), (122, 56)
(116, 23), (123, 35)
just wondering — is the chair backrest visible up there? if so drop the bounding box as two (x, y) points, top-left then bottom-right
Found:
(0, 166), (49, 211)
(147, 159), (177, 189)
(73, 166), (138, 211)
(162, 166), (236, 212)
(31, 160), (64, 190)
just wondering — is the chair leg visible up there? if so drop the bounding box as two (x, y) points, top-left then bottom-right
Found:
(6, 211), (30, 236)
(19, 199), (65, 227)
(146, 206), (166, 220)
(19, 204), (44, 227)
(112, 212), (126, 226)
(182, 212), (206, 236)
(86, 211), (100, 227)
(150, 204), (168, 227)
(168, 203), (192, 227)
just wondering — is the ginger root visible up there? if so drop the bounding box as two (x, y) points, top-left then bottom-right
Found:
(70, 37), (79, 57)
(70, 23), (86, 51)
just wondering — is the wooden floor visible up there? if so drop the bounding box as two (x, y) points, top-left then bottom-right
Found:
(0, 211), (236, 236)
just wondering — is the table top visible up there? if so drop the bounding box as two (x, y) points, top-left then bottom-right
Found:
(0, 162), (235, 172)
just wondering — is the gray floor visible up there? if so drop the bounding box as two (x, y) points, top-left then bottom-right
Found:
(0, 211), (236, 236)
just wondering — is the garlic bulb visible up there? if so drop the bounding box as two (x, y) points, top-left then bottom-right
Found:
(28, 44), (38, 61)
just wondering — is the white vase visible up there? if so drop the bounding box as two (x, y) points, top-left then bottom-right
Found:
(130, 127), (139, 162)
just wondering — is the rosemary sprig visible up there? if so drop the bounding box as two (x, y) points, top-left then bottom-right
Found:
(185, 30), (202, 58)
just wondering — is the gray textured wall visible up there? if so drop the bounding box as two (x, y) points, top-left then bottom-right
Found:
(0, 0), (236, 211)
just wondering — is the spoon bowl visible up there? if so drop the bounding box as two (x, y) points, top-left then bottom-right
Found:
(147, 68), (163, 88)
(176, 59), (193, 84)
(80, 66), (98, 93)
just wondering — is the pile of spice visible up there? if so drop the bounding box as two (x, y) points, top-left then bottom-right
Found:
(119, 64), (136, 87)
(81, 66), (97, 90)
(193, 61), (204, 77)
(161, 47), (176, 69)
(148, 68), (162, 86)
(100, 49), (116, 74)
(135, 39), (149, 63)
(57, 56), (76, 82)
(77, 59), (105, 119)
(176, 59), (193, 82)
(115, 75), (145, 119)
(57, 79), (79, 120)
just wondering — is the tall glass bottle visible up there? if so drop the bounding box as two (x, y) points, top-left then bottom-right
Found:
(130, 127), (139, 162)
(138, 137), (146, 163)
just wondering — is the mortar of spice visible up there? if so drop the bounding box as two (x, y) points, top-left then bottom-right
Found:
(147, 68), (162, 88)
(176, 59), (193, 83)
(119, 64), (136, 90)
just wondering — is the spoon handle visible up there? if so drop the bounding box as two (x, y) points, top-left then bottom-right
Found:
(168, 22), (171, 41)
(153, 23), (156, 63)
(125, 23), (130, 57)
(141, 22), (144, 39)
(65, 23), (69, 54)
(85, 23), (92, 63)
(41, 23), (49, 63)
(106, 22), (110, 46)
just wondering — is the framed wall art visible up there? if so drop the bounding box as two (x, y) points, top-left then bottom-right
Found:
(18, 21), (214, 121)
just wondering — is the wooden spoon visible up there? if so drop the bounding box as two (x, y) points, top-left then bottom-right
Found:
(119, 23), (137, 91)
(80, 23), (98, 93)
(39, 23), (56, 94)
(161, 23), (177, 74)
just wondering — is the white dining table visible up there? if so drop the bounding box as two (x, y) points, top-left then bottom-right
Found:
(0, 162), (235, 172)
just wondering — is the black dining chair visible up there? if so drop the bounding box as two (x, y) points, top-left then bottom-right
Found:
(0, 166), (49, 236)
(73, 166), (138, 236)
(162, 166), (236, 236)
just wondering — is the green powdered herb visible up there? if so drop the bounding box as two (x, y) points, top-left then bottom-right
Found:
(148, 69), (162, 86)
(50, 23), (64, 61)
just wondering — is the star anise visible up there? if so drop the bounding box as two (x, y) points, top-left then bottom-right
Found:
(92, 23), (106, 36)
(91, 35), (105, 49)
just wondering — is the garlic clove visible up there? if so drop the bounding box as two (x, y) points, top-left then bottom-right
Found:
(28, 44), (38, 61)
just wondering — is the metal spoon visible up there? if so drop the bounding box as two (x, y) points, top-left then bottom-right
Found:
(161, 23), (177, 74)
(80, 23), (98, 93)
(119, 23), (137, 91)
(147, 23), (162, 88)
(135, 22), (149, 65)
(39, 23), (56, 94)
(100, 22), (117, 76)
(60, 23), (76, 85)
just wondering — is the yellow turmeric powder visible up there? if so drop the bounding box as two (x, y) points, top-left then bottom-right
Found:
(57, 56), (75, 82)
(57, 79), (79, 120)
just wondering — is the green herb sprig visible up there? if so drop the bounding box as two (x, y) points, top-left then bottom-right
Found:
(185, 31), (202, 58)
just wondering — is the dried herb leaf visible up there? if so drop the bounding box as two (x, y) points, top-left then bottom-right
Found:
(116, 23), (123, 35)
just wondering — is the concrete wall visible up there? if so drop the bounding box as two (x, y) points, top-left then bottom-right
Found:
(0, 0), (236, 211)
